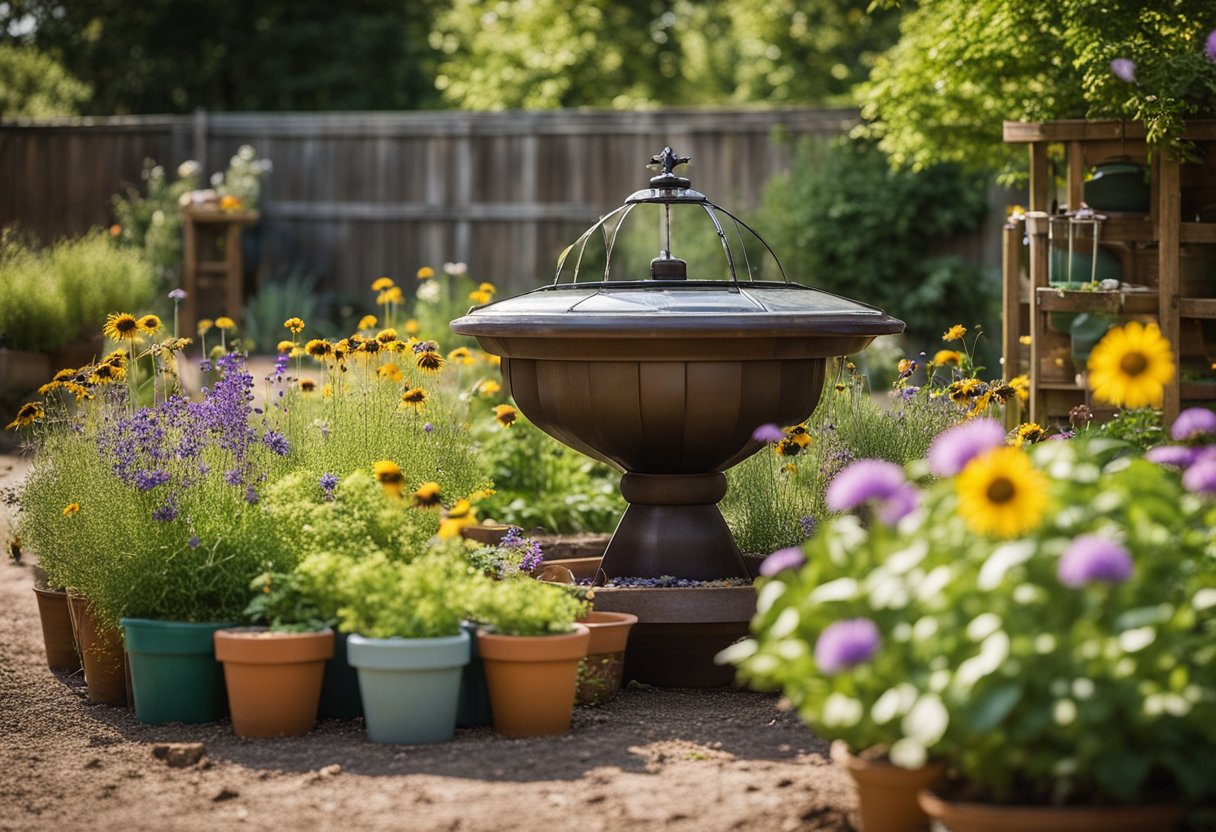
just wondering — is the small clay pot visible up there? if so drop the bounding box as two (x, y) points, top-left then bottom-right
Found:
(215, 627), (334, 737)
(66, 593), (128, 705)
(460, 524), (514, 546)
(33, 586), (80, 673)
(478, 625), (590, 738)
(918, 790), (1183, 832)
(575, 611), (637, 706)
(832, 741), (944, 832)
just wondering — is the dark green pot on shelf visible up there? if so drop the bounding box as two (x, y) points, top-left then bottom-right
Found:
(121, 618), (231, 724)
(1084, 162), (1150, 213)
(456, 621), (492, 728)
(317, 631), (363, 720)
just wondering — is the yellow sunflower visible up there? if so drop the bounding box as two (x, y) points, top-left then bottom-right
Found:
(933, 350), (962, 366)
(138, 314), (162, 335)
(956, 447), (1049, 538)
(416, 266), (435, 280)
(943, 324), (967, 342)
(6, 402), (44, 430)
(284, 317), (305, 334)
(372, 460), (405, 498)
(62, 503), (80, 517)
(494, 404), (518, 428)
(103, 312), (141, 341)
(1087, 321), (1175, 409)
(412, 481), (443, 507)
(371, 277), (395, 292)
(377, 363), (403, 383)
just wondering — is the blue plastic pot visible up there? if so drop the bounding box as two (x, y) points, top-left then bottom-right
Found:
(122, 618), (231, 724)
(348, 631), (470, 744)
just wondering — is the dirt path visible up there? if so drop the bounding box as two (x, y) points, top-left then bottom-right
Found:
(0, 558), (858, 832)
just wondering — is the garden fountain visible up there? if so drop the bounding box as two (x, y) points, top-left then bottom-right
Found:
(452, 147), (903, 684)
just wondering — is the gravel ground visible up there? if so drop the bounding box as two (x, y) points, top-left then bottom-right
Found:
(0, 553), (858, 832)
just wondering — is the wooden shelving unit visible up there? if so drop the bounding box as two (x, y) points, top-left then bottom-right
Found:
(1001, 120), (1216, 426)
(180, 207), (260, 339)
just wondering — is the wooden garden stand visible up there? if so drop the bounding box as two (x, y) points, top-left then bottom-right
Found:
(180, 206), (259, 338)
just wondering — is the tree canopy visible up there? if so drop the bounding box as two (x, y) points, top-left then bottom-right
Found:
(0, 43), (89, 118)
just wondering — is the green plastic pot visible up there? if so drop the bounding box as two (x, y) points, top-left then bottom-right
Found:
(121, 618), (231, 724)
(318, 631), (363, 720)
(1084, 162), (1150, 213)
(456, 621), (492, 728)
(348, 631), (470, 744)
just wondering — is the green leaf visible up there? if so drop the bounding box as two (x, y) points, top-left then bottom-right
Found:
(966, 681), (1023, 732)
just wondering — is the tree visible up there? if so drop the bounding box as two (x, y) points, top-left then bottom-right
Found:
(0, 43), (89, 118)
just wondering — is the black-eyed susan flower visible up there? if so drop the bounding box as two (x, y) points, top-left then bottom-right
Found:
(416, 349), (444, 374)
(943, 324), (967, 342)
(468, 289), (492, 305)
(357, 314), (378, 331)
(305, 339), (332, 360)
(197, 318), (214, 336)
(956, 447), (1048, 538)
(376, 328), (398, 344)
(897, 358), (919, 379)
(377, 287), (405, 307)
(276, 340), (296, 355)
(373, 460), (405, 498)
(1087, 321), (1175, 409)
(411, 481), (442, 507)
(834, 383), (847, 393)
(89, 362), (125, 385)
(416, 266), (434, 280)
(215, 316), (237, 331)
(933, 350), (961, 367)
(377, 363), (403, 382)
(357, 338), (382, 356)
(284, 317), (305, 334)
(477, 379), (501, 397)
(371, 276), (395, 292)
(948, 378), (983, 403)
(1009, 375), (1029, 404)
(493, 404), (518, 428)
(300, 378), (317, 393)
(138, 314), (162, 335)
(103, 313), (141, 341)
(1013, 422), (1045, 446)
(438, 499), (476, 539)
(400, 387), (428, 410)
(103, 350), (128, 368)
(785, 424), (811, 448)
(774, 438), (802, 457)
(6, 402), (44, 430)
(52, 367), (77, 382)
(62, 503), (80, 516)
(447, 347), (475, 365)
(478, 282), (496, 296)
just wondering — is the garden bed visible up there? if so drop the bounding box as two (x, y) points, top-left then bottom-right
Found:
(0, 557), (859, 832)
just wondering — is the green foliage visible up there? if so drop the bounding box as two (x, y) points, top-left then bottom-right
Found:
(476, 415), (624, 535)
(0, 228), (154, 351)
(731, 439), (1216, 804)
(110, 160), (198, 294)
(242, 270), (333, 355)
(0, 43), (88, 118)
(859, 0), (1216, 176)
(243, 570), (330, 632)
(338, 550), (483, 639)
(1, 0), (444, 113)
(469, 575), (589, 636)
(757, 137), (997, 354)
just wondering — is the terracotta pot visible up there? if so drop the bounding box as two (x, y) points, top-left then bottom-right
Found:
(66, 593), (129, 705)
(32, 587), (81, 673)
(460, 524), (514, 546)
(575, 611), (637, 706)
(918, 790), (1183, 832)
(477, 624), (590, 738)
(214, 628), (334, 737)
(123, 619), (231, 724)
(832, 742), (944, 832)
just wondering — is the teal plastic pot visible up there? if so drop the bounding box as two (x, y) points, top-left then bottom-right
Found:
(456, 621), (492, 728)
(318, 631), (363, 720)
(121, 618), (231, 724)
(348, 631), (470, 744)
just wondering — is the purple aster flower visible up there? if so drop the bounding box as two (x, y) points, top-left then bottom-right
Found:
(519, 541), (544, 572)
(151, 501), (178, 522)
(752, 423), (786, 443)
(1059, 535), (1134, 587)
(814, 618), (881, 675)
(199, 360), (213, 374)
(225, 468), (243, 486)
(1182, 457), (1216, 495)
(1206, 29), (1216, 63)
(262, 430), (289, 456)
(825, 459), (917, 523)
(799, 515), (817, 538)
(245, 485), (259, 505)
(1111, 58), (1136, 84)
(758, 546), (806, 577)
(423, 422), (434, 433)
(167, 288), (188, 301)
(1146, 445), (1197, 468)
(133, 469), (171, 491)
(899, 386), (920, 402)
(187, 536), (200, 549)
(319, 472), (338, 501)
(1171, 407), (1216, 442)
(273, 353), (290, 376)
(502, 526), (525, 548)
(927, 419), (1006, 476)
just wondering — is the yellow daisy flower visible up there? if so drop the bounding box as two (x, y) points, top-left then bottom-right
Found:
(197, 318), (214, 336)
(416, 266), (435, 280)
(371, 277), (395, 292)
(483, 352), (501, 367)
(416, 350), (444, 375)
(438, 499), (477, 539)
(376, 328), (398, 344)
(774, 438), (802, 457)
(943, 324), (967, 342)
(468, 290), (492, 305)
(478, 282), (497, 295)
(215, 316), (237, 331)
(62, 503), (80, 516)
(400, 387), (428, 411)
(377, 363), (403, 383)
(357, 315), (378, 331)
(411, 481), (443, 508)
(305, 339), (332, 360)
(1087, 321), (1175, 409)
(373, 460), (405, 498)
(284, 317), (305, 334)
(477, 379), (502, 397)
(447, 347), (475, 365)
(6, 402), (44, 430)
(493, 404), (518, 428)
(276, 340), (296, 355)
(103, 313), (141, 341)
(933, 350), (962, 367)
(1013, 423), (1045, 446)
(956, 447), (1049, 538)
(138, 314), (162, 335)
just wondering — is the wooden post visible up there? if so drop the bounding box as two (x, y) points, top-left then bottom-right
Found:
(1066, 141), (1084, 211)
(1029, 143), (1050, 212)
(1001, 218), (1024, 428)
(181, 219), (199, 343)
(1025, 212), (1050, 425)
(1158, 156), (1181, 424)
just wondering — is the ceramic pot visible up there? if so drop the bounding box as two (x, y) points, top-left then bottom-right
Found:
(918, 790), (1183, 832)
(124, 618), (231, 724)
(456, 622), (492, 728)
(215, 627), (333, 737)
(575, 611), (637, 706)
(33, 587), (80, 672)
(478, 625), (590, 738)
(832, 742), (944, 832)
(317, 631), (362, 720)
(348, 631), (470, 745)
(66, 593), (128, 705)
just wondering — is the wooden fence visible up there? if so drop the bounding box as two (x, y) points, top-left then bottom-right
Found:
(0, 108), (860, 296)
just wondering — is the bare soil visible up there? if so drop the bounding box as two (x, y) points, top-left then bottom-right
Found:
(0, 560), (858, 832)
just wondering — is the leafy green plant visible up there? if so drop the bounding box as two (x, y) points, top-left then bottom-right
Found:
(0, 43), (89, 118)
(338, 550), (485, 639)
(111, 159), (199, 292)
(241, 269), (334, 354)
(470, 576), (589, 636)
(729, 434), (1216, 805)
(242, 570), (331, 633)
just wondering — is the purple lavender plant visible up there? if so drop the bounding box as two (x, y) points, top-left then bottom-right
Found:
(319, 472), (338, 501)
